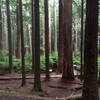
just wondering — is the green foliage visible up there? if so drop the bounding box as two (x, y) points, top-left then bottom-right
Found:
(98, 57), (100, 80)
(0, 50), (100, 76)
(73, 51), (100, 77)
(40, 56), (45, 70)
(98, 57), (100, 67)
(24, 52), (58, 71)
(25, 53), (32, 71)
(0, 50), (9, 70)
(0, 50), (21, 71)
(40, 47), (45, 53)
(12, 56), (21, 71)
(40, 52), (58, 71)
(73, 51), (80, 70)
(0, 50), (58, 72)
(50, 52), (58, 67)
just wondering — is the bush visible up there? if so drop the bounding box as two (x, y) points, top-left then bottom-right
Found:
(98, 57), (100, 67)
(25, 53), (32, 71)
(0, 50), (9, 71)
(50, 52), (58, 70)
(13, 57), (21, 71)
(40, 56), (45, 70)
(73, 51), (80, 70)
(40, 52), (58, 71)
(0, 50), (100, 75)
(98, 57), (100, 78)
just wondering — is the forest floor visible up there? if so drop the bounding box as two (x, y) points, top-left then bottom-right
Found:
(0, 71), (83, 100)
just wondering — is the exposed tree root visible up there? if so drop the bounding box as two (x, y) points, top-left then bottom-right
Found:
(56, 94), (82, 100)
(48, 85), (82, 90)
(66, 94), (82, 100)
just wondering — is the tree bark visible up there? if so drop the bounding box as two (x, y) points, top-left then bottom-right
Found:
(11, 17), (16, 56)
(26, 24), (31, 54)
(28, 25), (32, 55)
(16, 2), (21, 59)
(82, 0), (99, 100)
(54, 0), (57, 52)
(62, 0), (74, 80)
(0, 2), (3, 50)
(2, 12), (8, 50)
(19, 0), (26, 86)
(31, 0), (35, 74)
(44, 0), (50, 80)
(41, 16), (45, 55)
(49, 2), (51, 55)
(6, 0), (13, 73)
(58, 0), (64, 73)
(33, 0), (42, 91)
(80, 0), (84, 80)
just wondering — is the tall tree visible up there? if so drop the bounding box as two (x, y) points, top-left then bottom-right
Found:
(6, 0), (13, 73)
(54, 0), (57, 52)
(2, 12), (8, 50)
(44, 0), (50, 80)
(33, 0), (41, 91)
(48, 1), (51, 55)
(19, 0), (26, 86)
(62, 0), (74, 80)
(58, 0), (64, 73)
(80, 0), (84, 80)
(28, 25), (32, 55)
(16, 1), (21, 58)
(82, 0), (99, 99)
(31, 0), (35, 73)
(0, 1), (3, 50)
(41, 15), (45, 55)
(26, 24), (31, 54)
(12, 17), (16, 56)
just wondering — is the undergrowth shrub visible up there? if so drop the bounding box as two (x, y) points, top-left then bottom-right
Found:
(0, 50), (99, 75)
(0, 50), (58, 73)
(73, 51), (80, 70)
(40, 52), (58, 71)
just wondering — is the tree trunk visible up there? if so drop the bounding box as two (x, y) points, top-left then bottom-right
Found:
(0, 2), (3, 50)
(16, 2), (21, 59)
(12, 18), (16, 56)
(28, 25), (32, 55)
(41, 16), (45, 55)
(31, 0), (35, 73)
(19, 0), (26, 86)
(44, 0), (50, 80)
(54, 0), (57, 52)
(75, 32), (78, 51)
(58, 0), (64, 73)
(62, 0), (74, 80)
(2, 12), (8, 50)
(80, 0), (84, 80)
(26, 24), (31, 54)
(6, 0), (13, 73)
(82, 0), (99, 100)
(33, 0), (42, 91)
(48, 2), (51, 55)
